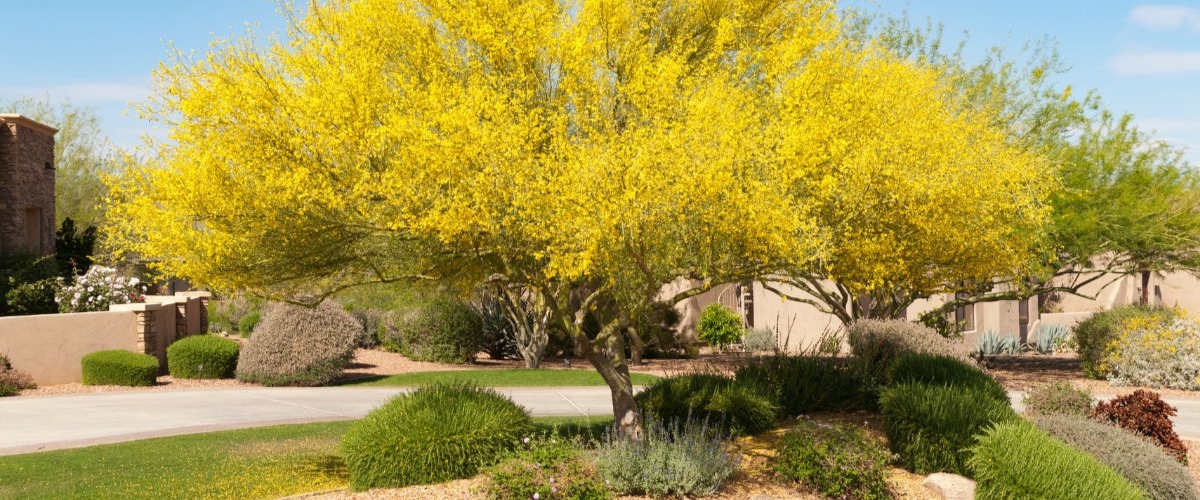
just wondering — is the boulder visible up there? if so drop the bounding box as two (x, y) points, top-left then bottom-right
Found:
(924, 472), (976, 500)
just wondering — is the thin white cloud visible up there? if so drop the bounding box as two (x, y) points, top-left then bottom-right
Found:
(1130, 4), (1200, 31)
(0, 80), (151, 104)
(1108, 49), (1200, 75)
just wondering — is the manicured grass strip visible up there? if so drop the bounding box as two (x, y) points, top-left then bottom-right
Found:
(0, 416), (613, 500)
(340, 368), (660, 387)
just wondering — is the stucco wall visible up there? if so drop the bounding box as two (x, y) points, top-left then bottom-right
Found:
(0, 311), (136, 384)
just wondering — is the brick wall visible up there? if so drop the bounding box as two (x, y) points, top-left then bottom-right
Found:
(0, 115), (56, 256)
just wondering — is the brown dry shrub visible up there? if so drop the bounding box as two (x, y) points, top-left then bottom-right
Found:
(847, 319), (970, 381)
(236, 301), (358, 386)
(1091, 389), (1189, 463)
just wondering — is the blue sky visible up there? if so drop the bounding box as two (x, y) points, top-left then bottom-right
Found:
(1, 0), (1198, 164)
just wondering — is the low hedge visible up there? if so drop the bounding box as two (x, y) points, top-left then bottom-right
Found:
(880, 382), (1018, 476)
(81, 350), (159, 386)
(341, 382), (532, 490)
(969, 419), (1149, 500)
(167, 335), (240, 379)
(634, 373), (778, 436)
(887, 352), (1008, 403)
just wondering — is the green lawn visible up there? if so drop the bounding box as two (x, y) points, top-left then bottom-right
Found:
(339, 368), (660, 387)
(0, 415), (613, 500)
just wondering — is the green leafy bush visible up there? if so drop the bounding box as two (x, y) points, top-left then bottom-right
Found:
(485, 433), (611, 500)
(635, 373), (778, 435)
(396, 298), (484, 363)
(1073, 305), (1176, 379)
(1106, 315), (1200, 390)
(0, 354), (36, 396)
(237, 310), (262, 337)
(166, 335), (240, 379)
(81, 350), (159, 386)
(847, 319), (968, 383)
(1022, 382), (1093, 417)
(969, 420), (1149, 500)
(1034, 414), (1198, 500)
(887, 352), (1007, 403)
(697, 304), (744, 349)
(1091, 390), (1189, 463)
(0, 252), (59, 317)
(880, 382), (1018, 476)
(341, 382), (532, 490)
(775, 418), (893, 500)
(594, 417), (739, 497)
(735, 355), (877, 415)
(5, 277), (58, 316)
(235, 301), (358, 386)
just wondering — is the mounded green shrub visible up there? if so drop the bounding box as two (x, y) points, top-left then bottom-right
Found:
(235, 301), (359, 387)
(697, 304), (744, 349)
(888, 352), (1007, 402)
(237, 310), (262, 337)
(880, 382), (1018, 476)
(167, 335), (240, 379)
(1034, 414), (1198, 500)
(634, 373), (778, 436)
(847, 319), (969, 383)
(1022, 382), (1093, 417)
(735, 354), (877, 415)
(1073, 305), (1176, 380)
(485, 433), (611, 500)
(396, 298), (484, 364)
(0, 353), (36, 396)
(969, 420), (1149, 500)
(81, 350), (159, 386)
(775, 419), (892, 500)
(341, 382), (532, 490)
(594, 417), (738, 497)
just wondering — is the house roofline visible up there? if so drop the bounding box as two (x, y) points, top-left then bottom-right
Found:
(0, 114), (58, 135)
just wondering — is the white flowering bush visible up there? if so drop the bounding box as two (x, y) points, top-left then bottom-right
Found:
(55, 266), (146, 313)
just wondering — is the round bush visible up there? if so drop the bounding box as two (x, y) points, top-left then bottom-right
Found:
(635, 373), (777, 435)
(847, 319), (969, 383)
(167, 335), (240, 379)
(697, 304), (744, 349)
(1035, 414), (1199, 500)
(1107, 315), (1200, 390)
(1022, 382), (1093, 417)
(396, 298), (484, 364)
(888, 352), (1008, 403)
(776, 419), (892, 500)
(236, 301), (359, 387)
(81, 350), (159, 386)
(341, 382), (532, 490)
(880, 382), (1018, 476)
(1073, 305), (1176, 379)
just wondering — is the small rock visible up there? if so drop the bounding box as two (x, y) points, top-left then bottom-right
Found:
(748, 495), (801, 500)
(924, 472), (976, 500)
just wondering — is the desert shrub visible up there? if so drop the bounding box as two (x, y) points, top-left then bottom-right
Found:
(1106, 315), (1200, 390)
(775, 418), (893, 500)
(237, 310), (262, 337)
(1022, 382), (1093, 417)
(975, 330), (1019, 356)
(697, 304), (744, 349)
(348, 307), (388, 349)
(1034, 414), (1198, 500)
(969, 419), (1149, 500)
(1073, 305), (1176, 379)
(0, 354), (36, 396)
(1091, 390), (1188, 463)
(341, 382), (532, 490)
(485, 433), (611, 500)
(207, 292), (264, 335)
(475, 294), (520, 361)
(167, 335), (240, 379)
(742, 328), (777, 353)
(847, 319), (968, 383)
(880, 382), (1018, 476)
(595, 417), (739, 497)
(81, 350), (159, 386)
(634, 373), (778, 435)
(396, 298), (484, 363)
(735, 355), (877, 415)
(887, 352), (1008, 403)
(235, 301), (358, 387)
(5, 277), (58, 315)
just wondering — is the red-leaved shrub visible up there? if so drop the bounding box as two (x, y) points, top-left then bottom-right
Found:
(1091, 390), (1188, 463)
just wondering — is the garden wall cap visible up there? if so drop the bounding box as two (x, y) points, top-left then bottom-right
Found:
(144, 295), (187, 305)
(175, 291), (213, 299)
(109, 302), (163, 312)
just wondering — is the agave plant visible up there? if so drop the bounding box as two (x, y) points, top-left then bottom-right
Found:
(1030, 324), (1069, 354)
(977, 330), (1019, 357)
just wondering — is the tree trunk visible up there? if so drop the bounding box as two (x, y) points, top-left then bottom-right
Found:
(1141, 270), (1151, 306)
(626, 326), (644, 366)
(585, 338), (643, 441)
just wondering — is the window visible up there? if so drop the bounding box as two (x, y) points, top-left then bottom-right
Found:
(954, 292), (975, 332)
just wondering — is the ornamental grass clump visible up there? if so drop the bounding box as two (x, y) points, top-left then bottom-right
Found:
(1091, 390), (1189, 463)
(1034, 414), (1199, 500)
(1106, 314), (1200, 390)
(81, 349), (159, 386)
(485, 433), (611, 500)
(847, 319), (969, 383)
(775, 418), (893, 500)
(341, 382), (532, 490)
(634, 373), (778, 436)
(887, 352), (1008, 402)
(167, 335), (240, 379)
(735, 354), (877, 415)
(0, 353), (36, 396)
(1022, 382), (1093, 417)
(969, 420), (1149, 500)
(594, 417), (739, 497)
(880, 382), (1018, 476)
(235, 301), (358, 387)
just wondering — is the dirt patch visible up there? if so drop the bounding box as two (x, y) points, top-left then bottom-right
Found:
(985, 353), (1200, 399)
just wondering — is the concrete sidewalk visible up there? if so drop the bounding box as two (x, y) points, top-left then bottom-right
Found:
(0, 387), (615, 456)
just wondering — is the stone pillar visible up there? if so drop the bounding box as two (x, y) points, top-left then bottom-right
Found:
(177, 291), (212, 334)
(110, 302), (162, 355)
